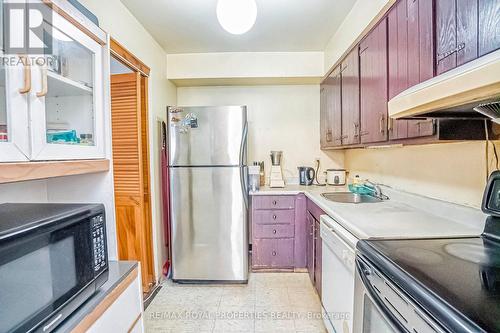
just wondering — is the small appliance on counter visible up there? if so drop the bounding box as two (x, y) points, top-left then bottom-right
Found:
(326, 169), (347, 186)
(353, 171), (500, 333)
(0, 203), (108, 333)
(298, 166), (315, 185)
(249, 164), (261, 192)
(269, 150), (285, 188)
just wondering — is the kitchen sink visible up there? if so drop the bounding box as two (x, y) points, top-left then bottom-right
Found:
(321, 192), (383, 204)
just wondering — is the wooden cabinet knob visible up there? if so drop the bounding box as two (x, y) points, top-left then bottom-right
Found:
(272, 251), (277, 256)
(272, 200), (277, 205)
(273, 229), (277, 234)
(272, 215), (277, 220)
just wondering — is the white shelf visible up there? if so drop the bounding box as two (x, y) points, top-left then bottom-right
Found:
(47, 71), (93, 97)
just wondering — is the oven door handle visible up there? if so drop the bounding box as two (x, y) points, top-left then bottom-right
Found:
(356, 259), (409, 333)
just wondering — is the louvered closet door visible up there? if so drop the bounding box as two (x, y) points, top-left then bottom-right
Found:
(111, 73), (154, 292)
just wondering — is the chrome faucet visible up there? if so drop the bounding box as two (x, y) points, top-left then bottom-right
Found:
(364, 180), (389, 200)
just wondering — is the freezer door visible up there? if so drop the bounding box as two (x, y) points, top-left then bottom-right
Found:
(168, 106), (248, 166)
(170, 166), (249, 281)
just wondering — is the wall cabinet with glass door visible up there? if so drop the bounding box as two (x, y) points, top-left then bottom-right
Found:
(0, 2), (107, 162)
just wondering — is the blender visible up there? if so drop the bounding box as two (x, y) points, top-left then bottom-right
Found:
(269, 151), (285, 188)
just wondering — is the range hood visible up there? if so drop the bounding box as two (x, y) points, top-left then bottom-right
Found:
(388, 49), (500, 121)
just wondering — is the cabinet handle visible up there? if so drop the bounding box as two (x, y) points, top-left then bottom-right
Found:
(379, 114), (385, 134)
(272, 200), (277, 205)
(272, 251), (277, 256)
(326, 129), (333, 142)
(388, 118), (394, 131)
(19, 55), (31, 94)
(36, 67), (48, 97)
(273, 229), (277, 234)
(353, 122), (360, 137)
(437, 43), (466, 63)
(272, 214), (277, 220)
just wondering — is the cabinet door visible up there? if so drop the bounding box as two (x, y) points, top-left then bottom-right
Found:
(0, 54), (30, 162)
(456, 0), (479, 66)
(437, 0), (479, 75)
(314, 220), (322, 297)
(321, 67), (342, 148)
(479, 0), (500, 56)
(329, 67), (342, 147)
(320, 85), (328, 148)
(436, 0), (458, 74)
(341, 47), (360, 145)
(360, 19), (388, 144)
(29, 10), (105, 160)
(388, 0), (409, 140)
(306, 212), (315, 285)
(407, 119), (435, 138)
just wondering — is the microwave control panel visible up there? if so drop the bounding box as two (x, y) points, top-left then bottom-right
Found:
(91, 214), (107, 273)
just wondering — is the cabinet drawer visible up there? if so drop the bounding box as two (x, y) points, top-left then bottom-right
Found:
(253, 209), (295, 225)
(253, 224), (295, 239)
(87, 270), (142, 333)
(252, 238), (294, 268)
(253, 196), (295, 210)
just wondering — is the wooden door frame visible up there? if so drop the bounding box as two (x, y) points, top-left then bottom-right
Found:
(110, 40), (155, 293)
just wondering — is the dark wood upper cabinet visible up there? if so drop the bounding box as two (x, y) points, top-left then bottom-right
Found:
(456, 0), (479, 66)
(388, 0), (409, 140)
(329, 67), (342, 147)
(360, 19), (388, 144)
(388, 0), (435, 140)
(320, 67), (342, 148)
(479, 0), (500, 56)
(341, 47), (360, 145)
(436, 0), (459, 74)
(437, 0), (499, 75)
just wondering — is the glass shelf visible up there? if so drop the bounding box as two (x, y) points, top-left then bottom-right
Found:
(44, 24), (95, 146)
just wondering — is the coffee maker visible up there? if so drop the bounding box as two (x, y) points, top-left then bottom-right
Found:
(298, 167), (315, 186)
(269, 151), (285, 188)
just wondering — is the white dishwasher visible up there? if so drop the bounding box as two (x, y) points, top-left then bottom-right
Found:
(320, 215), (358, 333)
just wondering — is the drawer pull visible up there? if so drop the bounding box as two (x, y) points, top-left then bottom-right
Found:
(272, 215), (277, 220)
(272, 200), (277, 205)
(272, 251), (277, 256)
(273, 229), (277, 234)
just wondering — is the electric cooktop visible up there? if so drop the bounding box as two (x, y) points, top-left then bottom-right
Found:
(358, 235), (500, 333)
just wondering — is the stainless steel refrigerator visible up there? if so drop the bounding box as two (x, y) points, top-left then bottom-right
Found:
(168, 106), (248, 283)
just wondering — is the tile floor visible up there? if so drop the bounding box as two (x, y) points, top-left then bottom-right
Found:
(144, 272), (327, 333)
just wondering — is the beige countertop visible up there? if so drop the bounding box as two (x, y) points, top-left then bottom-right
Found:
(250, 184), (486, 240)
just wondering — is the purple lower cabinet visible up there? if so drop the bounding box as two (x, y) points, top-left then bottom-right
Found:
(306, 212), (315, 284)
(314, 220), (322, 297)
(294, 194), (307, 268)
(253, 238), (294, 268)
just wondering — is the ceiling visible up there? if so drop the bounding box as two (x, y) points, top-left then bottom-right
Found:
(120, 0), (355, 54)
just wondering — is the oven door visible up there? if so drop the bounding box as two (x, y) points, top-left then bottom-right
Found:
(353, 256), (445, 333)
(353, 257), (405, 333)
(0, 217), (96, 333)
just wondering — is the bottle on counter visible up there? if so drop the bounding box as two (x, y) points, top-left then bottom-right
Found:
(259, 161), (265, 186)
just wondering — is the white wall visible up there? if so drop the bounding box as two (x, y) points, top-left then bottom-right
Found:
(78, 0), (177, 281)
(177, 85), (344, 181)
(168, 52), (324, 81)
(323, 0), (394, 73)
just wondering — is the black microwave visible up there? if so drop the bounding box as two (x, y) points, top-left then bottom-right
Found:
(0, 203), (109, 333)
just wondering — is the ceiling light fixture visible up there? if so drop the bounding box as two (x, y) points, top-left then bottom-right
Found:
(216, 0), (257, 35)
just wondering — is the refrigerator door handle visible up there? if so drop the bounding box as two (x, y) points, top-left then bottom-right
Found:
(239, 122), (248, 166)
(240, 166), (249, 209)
